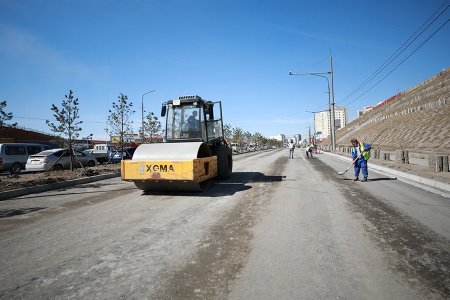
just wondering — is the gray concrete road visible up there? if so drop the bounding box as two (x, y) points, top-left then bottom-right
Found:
(0, 149), (449, 299)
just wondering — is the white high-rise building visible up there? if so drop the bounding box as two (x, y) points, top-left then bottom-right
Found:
(293, 134), (301, 146)
(314, 107), (348, 140)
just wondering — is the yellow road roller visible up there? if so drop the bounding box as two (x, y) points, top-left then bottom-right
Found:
(121, 95), (233, 191)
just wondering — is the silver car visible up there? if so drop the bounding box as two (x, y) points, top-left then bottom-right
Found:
(26, 149), (97, 172)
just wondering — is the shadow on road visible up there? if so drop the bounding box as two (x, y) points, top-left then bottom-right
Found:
(142, 172), (286, 197)
(340, 177), (397, 182)
(366, 177), (398, 181)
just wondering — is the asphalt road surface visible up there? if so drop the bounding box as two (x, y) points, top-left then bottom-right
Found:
(1, 149), (449, 299)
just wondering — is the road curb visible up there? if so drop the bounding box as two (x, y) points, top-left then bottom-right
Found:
(0, 173), (121, 201)
(323, 152), (450, 197)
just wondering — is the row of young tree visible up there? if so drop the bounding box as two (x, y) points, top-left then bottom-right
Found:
(223, 124), (281, 150)
(1, 91), (281, 154)
(1, 91), (161, 148)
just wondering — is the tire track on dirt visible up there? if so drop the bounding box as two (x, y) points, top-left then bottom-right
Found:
(310, 157), (450, 298)
(151, 154), (288, 299)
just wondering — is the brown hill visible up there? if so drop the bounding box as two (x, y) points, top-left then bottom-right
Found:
(330, 67), (450, 154)
(321, 67), (449, 177)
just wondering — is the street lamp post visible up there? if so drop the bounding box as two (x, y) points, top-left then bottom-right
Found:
(288, 53), (337, 150)
(305, 110), (320, 145)
(308, 124), (311, 145)
(289, 71), (334, 150)
(141, 89), (156, 142)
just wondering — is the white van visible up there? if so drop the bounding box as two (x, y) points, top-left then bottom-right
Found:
(91, 144), (113, 163)
(0, 143), (52, 174)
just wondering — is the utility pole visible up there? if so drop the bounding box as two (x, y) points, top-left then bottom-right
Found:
(308, 125), (311, 145)
(305, 110), (319, 145)
(330, 52), (336, 150)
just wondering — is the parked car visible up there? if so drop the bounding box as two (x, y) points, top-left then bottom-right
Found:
(109, 147), (137, 163)
(0, 143), (52, 174)
(25, 149), (97, 172)
(109, 150), (125, 163)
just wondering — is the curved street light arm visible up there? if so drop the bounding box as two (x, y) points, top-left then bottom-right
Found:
(289, 71), (333, 149)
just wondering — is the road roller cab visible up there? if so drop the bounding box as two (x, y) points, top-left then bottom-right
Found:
(161, 95), (224, 144)
(121, 95), (233, 191)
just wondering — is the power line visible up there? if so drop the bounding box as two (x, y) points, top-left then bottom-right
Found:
(342, 3), (449, 102)
(15, 116), (105, 123)
(339, 2), (449, 106)
(15, 116), (47, 121)
(342, 17), (450, 107)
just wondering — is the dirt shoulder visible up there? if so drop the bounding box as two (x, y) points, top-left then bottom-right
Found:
(332, 151), (450, 185)
(0, 164), (121, 192)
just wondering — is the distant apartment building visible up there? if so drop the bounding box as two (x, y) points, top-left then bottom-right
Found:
(314, 107), (348, 140)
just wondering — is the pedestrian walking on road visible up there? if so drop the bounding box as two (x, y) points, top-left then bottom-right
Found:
(351, 138), (371, 182)
(288, 140), (295, 159)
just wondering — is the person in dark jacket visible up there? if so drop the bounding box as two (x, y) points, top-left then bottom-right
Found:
(351, 138), (370, 182)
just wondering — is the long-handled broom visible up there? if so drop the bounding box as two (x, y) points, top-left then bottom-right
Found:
(337, 128), (388, 176)
(337, 153), (363, 175)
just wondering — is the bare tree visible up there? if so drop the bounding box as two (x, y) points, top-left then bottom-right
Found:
(108, 93), (134, 153)
(253, 132), (264, 149)
(244, 131), (252, 148)
(46, 90), (83, 170)
(223, 123), (232, 142)
(143, 112), (162, 143)
(0, 101), (17, 129)
(232, 127), (244, 152)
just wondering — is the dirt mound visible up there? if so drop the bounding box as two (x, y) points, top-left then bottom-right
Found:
(0, 164), (120, 192)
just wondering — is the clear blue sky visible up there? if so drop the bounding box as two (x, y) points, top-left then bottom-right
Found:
(1, 0), (449, 140)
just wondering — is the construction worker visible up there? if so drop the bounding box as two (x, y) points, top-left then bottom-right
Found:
(351, 138), (370, 182)
(288, 139), (295, 159)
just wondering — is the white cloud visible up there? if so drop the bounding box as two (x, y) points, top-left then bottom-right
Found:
(0, 23), (93, 79)
(271, 23), (386, 50)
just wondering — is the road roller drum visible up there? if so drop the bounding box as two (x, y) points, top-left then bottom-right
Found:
(122, 142), (217, 191)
